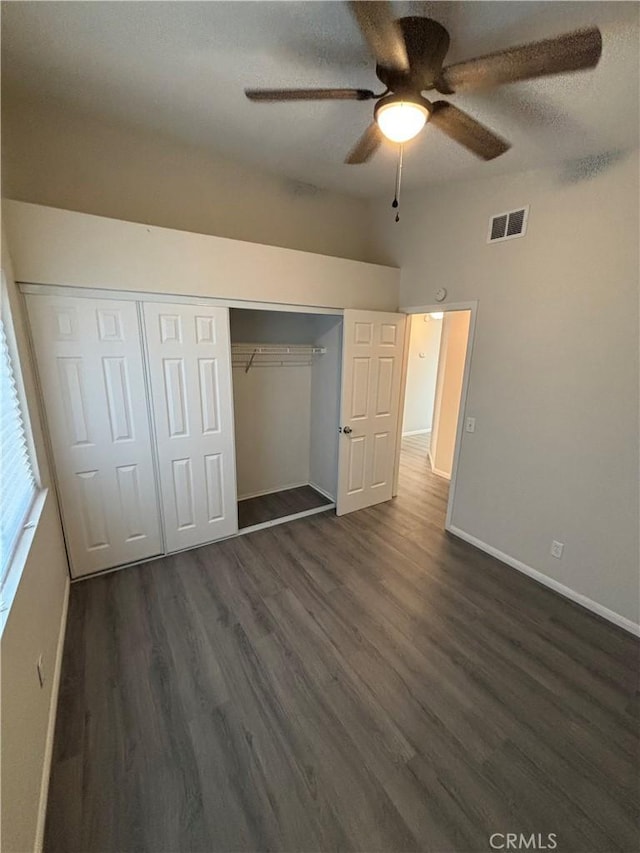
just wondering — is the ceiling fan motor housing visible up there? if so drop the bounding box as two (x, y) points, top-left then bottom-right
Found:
(376, 17), (451, 93)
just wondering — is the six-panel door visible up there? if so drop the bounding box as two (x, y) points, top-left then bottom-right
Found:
(337, 309), (406, 515)
(143, 303), (238, 552)
(26, 294), (163, 577)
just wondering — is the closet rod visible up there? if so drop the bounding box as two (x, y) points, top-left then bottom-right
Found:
(231, 342), (327, 373)
(231, 344), (326, 355)
(233, 359), (315, 371)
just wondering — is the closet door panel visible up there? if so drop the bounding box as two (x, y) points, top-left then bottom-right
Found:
(26, 295), (163, 577)
(337, 309), (406, 515)
(143, 303), (238, 551)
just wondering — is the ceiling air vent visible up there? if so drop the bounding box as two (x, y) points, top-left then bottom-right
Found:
(487, 206), (529, 243)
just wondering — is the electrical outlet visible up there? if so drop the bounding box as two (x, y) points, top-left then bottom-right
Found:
(550, 540), (564, 559)
(465, 417), (476, 433)
(36, 654), (45, 688)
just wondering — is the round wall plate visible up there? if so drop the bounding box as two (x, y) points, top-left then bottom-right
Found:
(435, 287), (447, 302)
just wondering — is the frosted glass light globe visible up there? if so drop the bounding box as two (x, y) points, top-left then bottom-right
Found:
(376, 100), (429, 143)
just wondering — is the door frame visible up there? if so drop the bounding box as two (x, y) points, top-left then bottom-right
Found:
(394, 300), (478, 531)
(19, 283), (345, 316)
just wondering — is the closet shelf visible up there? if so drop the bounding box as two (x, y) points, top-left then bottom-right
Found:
(231, 344), (326, 355)
(231, 343), (326, 372)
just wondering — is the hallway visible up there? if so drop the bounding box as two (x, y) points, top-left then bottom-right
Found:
(397, 432), (447, 519)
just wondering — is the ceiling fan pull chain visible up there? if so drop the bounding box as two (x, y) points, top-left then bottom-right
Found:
(392, 143), (404, 222)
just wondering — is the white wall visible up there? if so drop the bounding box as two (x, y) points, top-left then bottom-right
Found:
(429, 311), (471, 479)
(3, 201), (399, 312)
(371, 152), (640, 630)
(1, 94), (378, 264)
(230, 310), (319, 345)
(402, 314), (442, 435)
(230, 310), (315, 499)
(230, 310), (342, 501)
(232, 365), (311, 499)
(1, 233), (70, 853)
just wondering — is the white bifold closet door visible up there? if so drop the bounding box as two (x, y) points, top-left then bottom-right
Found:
(143, 303), (238, 552)
(26, 294), (163, 577)
(337, 309), (406, 515)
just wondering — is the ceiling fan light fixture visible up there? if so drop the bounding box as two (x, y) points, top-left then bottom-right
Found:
(374, 94), (431, 143)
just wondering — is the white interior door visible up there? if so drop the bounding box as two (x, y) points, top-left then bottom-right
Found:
(337, 309), (406, 515)
(143, 302), (238, 552)
(26, 294), (163, 577)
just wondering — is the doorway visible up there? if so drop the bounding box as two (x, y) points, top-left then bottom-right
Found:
(229, 307), (342, 532)
(397, 304), (474, 528)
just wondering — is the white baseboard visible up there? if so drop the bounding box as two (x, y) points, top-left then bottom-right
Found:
(308, 481), (336, 502)
(430, 465), (451, 480)
(427, 448), (451, 480)
(237, 481), (308, 502)
(34, 575), (70, 853)
(402, 428), (431, 437)
(447, 524), (640, 637)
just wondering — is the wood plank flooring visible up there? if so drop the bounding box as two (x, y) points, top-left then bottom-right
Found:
(45, 437), (640, 852)
(238, 485), (332, 529)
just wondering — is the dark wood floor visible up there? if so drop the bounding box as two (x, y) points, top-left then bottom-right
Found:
(238, 484), (332, 529)
(45, 437), (639, 852)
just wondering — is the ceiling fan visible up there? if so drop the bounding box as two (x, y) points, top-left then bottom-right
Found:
(245, 1), (602, 164)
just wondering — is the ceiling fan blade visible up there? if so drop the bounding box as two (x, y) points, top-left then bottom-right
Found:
(345, 122), (383, 164)
(430, 101), (510, 160)
(399, 17), (450, 89)
(245, 88), (376, 102)
(436, 26), (602, 94)
(350, 1), (409, 73)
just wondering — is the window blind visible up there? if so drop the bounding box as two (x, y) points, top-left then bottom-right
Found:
(0, 317), (36, 582)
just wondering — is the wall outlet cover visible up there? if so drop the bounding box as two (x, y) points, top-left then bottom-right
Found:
(551, 540), (564, 559)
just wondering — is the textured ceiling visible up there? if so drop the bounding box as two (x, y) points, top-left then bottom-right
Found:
(2, 1), (639, 198)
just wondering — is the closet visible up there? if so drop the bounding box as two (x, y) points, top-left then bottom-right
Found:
(24, 289), (405, 579)
(229, 308), (342, 529)
(26, 293), (238, 577)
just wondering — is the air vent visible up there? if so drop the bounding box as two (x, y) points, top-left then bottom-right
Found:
(487, 206), (529, 243)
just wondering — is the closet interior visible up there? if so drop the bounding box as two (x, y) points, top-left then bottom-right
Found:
(229, 308), (342, 530)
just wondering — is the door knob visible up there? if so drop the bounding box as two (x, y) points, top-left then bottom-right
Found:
(342, 426), (353, 434)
